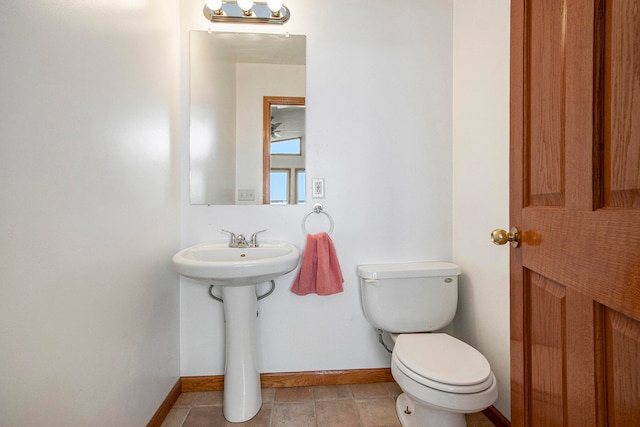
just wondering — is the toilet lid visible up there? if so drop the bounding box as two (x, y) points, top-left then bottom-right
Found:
(394, 333), (491, 388)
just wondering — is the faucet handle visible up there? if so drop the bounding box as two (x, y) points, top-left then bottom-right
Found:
(221, 229), (237, 246)
(250, 229), (267, 247)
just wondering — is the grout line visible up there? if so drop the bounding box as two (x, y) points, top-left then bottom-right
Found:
(177, 408), (189, 427)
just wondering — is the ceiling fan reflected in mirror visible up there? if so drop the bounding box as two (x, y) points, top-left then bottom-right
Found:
(270, 120), (300, 139)
(270, 118), (284, 138)
(269, 104), (305, 140)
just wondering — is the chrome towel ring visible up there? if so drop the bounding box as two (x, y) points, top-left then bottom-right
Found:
(302, 203), (334, 235)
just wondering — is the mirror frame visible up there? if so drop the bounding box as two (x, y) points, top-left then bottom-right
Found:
(262, 96), (306, 204)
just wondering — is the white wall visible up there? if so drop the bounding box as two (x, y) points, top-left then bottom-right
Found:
(179, 0), (454, 375)
(452, 0), (511, 419)
(0, 1), (181, 425)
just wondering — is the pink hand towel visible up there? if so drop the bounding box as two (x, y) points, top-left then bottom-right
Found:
(291, 232), (344, 296)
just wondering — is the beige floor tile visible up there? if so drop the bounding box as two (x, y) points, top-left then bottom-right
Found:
(312, 384), (353, 401)
(261, 387), (276, 404)
(192, 390), (224, 407)
(274, 386), (313, 402)
(182, 406), (226, 427)
(225, 403), (273, 427)
(466, 411), (495, 427)
(271, 401), (315, 427)
(355, 398), (401, 427)
(166, 385), (496, 427)
(350, 383), (393, 399)
(384, 382), (402, 398)
(316, 400), (361, 427)
(160, 407), (190, 427)
(173, 392), (198, 407)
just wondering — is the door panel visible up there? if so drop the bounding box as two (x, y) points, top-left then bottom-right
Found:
(606, 310), (640, 425)
(528, 272), (566, 427)
(528, 0), (565, 207)
(510, 0), (640, 425)
(605, 0), (640, 208)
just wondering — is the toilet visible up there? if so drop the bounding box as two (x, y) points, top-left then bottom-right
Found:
(357, 262), (497, 427)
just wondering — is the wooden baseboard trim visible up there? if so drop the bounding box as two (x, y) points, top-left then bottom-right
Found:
(146, 378), (182, 427)
(483, 405), (511, 427)
(181, 368), (394, 392)
(261, 368), (394, 388)
(181, 374), (224, 392)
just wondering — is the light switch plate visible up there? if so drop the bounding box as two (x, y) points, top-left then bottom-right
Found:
(238, 189), (255, 201)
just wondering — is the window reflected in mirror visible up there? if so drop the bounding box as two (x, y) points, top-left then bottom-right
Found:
(296, 169), (306, 204)
(269, 169), (290, 205)
(271, 138), (301, 155)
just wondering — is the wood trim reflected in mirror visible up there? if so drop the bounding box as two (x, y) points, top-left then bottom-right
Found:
(262, 96), (305, 204)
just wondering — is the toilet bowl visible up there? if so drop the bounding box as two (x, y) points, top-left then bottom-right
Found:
(357, 262), (498, 427)
(391, 333), (498, 427)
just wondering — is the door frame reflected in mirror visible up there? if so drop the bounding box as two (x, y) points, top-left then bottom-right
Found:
(262, 96), (306, 204)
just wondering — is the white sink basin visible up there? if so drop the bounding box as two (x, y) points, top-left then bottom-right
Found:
(172, 240), (300, 285)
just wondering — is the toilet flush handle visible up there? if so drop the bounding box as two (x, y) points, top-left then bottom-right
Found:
(363, 279), (381, 287)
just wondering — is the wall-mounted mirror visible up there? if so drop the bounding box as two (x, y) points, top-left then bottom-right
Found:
(189, 31), (306, 205)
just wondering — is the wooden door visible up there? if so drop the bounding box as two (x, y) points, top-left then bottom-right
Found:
(510, 0), (640, 425)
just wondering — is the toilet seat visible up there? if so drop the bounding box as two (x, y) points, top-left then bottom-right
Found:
(393, 333), (493, 394)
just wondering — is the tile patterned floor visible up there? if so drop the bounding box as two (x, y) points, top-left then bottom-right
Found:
(161, 382), (495, 427)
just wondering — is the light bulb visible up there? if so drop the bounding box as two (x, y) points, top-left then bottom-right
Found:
(267, 0), (283, 14)
(236, 0), (253, 12)
(205, 0), (222, 11)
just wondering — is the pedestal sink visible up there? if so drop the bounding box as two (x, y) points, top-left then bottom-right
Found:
(172, 240), (300, 422)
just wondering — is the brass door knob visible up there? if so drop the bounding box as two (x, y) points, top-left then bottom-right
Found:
(491, 226), (521, 248)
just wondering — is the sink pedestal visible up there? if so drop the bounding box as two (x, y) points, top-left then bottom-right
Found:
(220, 284), (262, 422)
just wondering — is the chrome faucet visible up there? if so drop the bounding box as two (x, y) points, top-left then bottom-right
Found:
(250, 229), (266, 247)
(235, 234), (249, 247)
(222, 229), (266, 248)
(221, 229), (240, 247)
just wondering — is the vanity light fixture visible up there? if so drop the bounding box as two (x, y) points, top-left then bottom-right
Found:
(203, 0), (290, 24)
(205, 0), (223, 15)
(267, 0), (283, 16)
(237, 0), (254, 15)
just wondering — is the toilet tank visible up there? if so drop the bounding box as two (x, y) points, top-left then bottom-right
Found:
(357, 262), (461, 333)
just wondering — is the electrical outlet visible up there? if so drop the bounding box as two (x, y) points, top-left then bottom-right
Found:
(312, 178), (324, 198)
(238, 189), (255, 201)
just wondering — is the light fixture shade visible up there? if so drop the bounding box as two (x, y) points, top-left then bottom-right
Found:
(267, 0), (283, 13)
(205, 0), (222, 11)
(236, 0), (254, 12)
